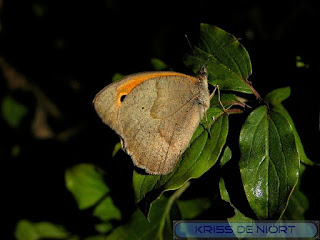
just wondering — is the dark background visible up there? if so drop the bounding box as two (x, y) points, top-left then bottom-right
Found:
(1, 0), (319, 239)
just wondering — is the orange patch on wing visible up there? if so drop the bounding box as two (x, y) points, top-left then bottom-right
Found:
(116, 72), (197, 107)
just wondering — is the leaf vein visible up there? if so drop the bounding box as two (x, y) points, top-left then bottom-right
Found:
(200, 36), (245, 80)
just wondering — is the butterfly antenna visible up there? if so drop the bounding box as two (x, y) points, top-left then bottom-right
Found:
(185, 34), (196, 57)
(185, 34), (207, 73)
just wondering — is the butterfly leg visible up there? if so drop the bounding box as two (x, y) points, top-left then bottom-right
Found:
(210, 85), (227, 113)
(207, 85), (228, 135)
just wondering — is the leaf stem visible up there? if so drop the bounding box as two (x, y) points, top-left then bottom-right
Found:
(226, 108), (244, 115)
(158, 181), (190, 240)
(244, 80), (262, 101)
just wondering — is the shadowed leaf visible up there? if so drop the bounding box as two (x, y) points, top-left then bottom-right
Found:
(15, 220), (70, 240)
(219, 178), (253, 222)
(93, 196), (122, 221)
(220, 146), (232, 167)
(106, 183), (189, 240)
(65, 164), (109, 210)
(176, 198), (212, 219)
(265, 87), (315, 166)
(2, 96), (28, 128)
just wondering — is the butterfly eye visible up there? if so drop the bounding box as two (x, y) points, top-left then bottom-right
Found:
(120, 95), (127, 102)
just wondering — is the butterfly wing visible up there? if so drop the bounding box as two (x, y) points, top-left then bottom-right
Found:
(93, 76), (128, 135)
(94, 72), (171, 134)
(119, 75), (205, 174)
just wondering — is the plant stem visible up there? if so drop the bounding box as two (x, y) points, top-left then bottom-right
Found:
(244, 80), (262, 101)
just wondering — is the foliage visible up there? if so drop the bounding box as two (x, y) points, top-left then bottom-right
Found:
(12, 24), (316, 239)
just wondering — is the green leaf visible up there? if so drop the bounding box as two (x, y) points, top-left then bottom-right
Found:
(2, 96), (28, 128)
(15, 220), (70, 240)
(219, 178), (253, 222)
(265, 87), (315, 166)
(33, 222), (69, 239)
(176, 198), (212, 219)
(264, 86), (291, 105)
(112, 73), (125, 82)
(133, 107), (228, 219)
(296, 56), (309, 68)
(239, 105), (300, 219)
(95, 222), (113, 234)
(106, 197), (167, 240)
(106, 183), (189, 240)
(150, 58), (170, 71)
(67, 236), (80, 240)
(11, 144), (21, 157)
(111, 142), (121, 157)
(281, 163), (309, 220)
(220, 146), (232, 167)
(93, 196), (122, 221)
(84, 236), (107, 240)
(15, 220), (38, 240)
(65, 163), (109, 210)
(184, 24), (253, 93)
(220, 178), (267, 239)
